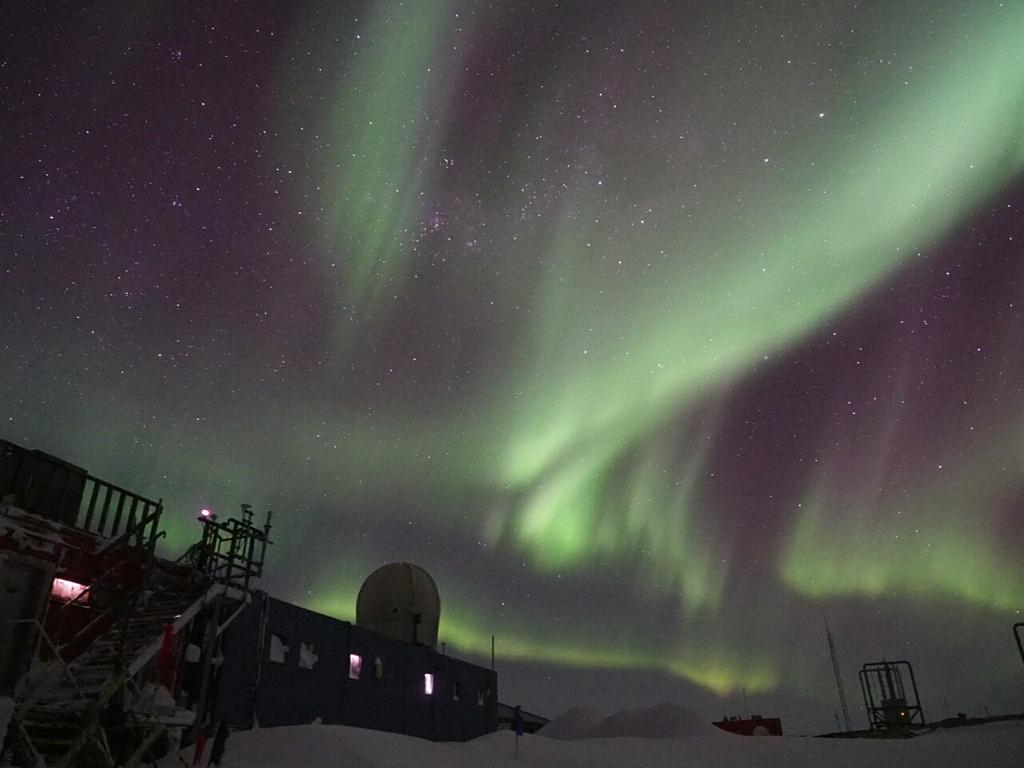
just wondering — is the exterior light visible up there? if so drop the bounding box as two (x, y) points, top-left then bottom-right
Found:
(51, 578), (88, 602)
(198, 508), (217, 522)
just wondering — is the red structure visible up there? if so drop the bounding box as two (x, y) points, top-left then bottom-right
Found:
(0, 439), (270, 768)
(713, 715), (784, 736)
(0, 441), (172, 682)
(0, 438), (495, 766)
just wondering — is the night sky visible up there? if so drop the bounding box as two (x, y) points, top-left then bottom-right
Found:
(2, 1), (1022, 733)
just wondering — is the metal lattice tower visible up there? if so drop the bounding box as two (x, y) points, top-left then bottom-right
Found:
(826, 616), (851, 732)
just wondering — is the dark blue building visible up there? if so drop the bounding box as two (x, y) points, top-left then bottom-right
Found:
(212, 590), (498, 741)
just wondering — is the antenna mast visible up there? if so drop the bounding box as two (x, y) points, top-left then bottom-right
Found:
(826, 616), (851, 732)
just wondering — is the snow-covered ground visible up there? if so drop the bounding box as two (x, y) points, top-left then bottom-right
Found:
(195, 704), (1023, 768)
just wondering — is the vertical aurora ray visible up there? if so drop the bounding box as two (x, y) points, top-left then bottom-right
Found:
(315, 0), (459, 334)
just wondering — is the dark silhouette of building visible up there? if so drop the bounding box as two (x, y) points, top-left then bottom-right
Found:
(0, 439), (497, 768)
(213, 591), (497, 740)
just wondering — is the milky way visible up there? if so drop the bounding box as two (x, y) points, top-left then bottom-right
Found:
(2, 0), (1022, 731)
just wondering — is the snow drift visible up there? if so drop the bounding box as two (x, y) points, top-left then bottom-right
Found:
(193, 711), (1023, 768)
(538, 702), (718, 740)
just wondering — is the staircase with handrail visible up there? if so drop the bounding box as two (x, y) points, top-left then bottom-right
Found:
(3, 514), (270, 767)
(6, 561), (210, 768)
(0, 442), (273, 767)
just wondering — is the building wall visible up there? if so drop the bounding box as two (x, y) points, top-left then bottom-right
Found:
(214, 593), (497, 741)
(0, 552), (52, 692)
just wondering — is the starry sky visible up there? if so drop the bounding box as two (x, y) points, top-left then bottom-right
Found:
(2, 0), (1022, 733)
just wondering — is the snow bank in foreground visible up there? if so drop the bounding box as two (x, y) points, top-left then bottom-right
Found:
(207, 718), (1024, 768)
(539, 703), (718, 740)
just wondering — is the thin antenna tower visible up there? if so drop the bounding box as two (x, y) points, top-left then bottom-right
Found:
(825, 615), (851, 732)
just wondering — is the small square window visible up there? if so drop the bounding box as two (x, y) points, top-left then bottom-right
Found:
(349, 653), (362, 680)
(424, 673), (435, 695)
(269, 634), (289, 664)
(299, 642), (319, 670)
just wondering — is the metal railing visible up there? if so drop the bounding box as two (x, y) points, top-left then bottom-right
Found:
(191, 505), (273, 592)
(6, 618), (90, 705)
(80, 475), (163, 549)
(9, 567), (205, 768)
(0, 440), (163, 549)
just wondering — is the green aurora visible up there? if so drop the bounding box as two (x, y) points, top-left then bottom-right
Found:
(3, 0), (1022, 724)
(270, 0), (1024, 700)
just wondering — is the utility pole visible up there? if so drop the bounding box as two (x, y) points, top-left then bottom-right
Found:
(826, 616), (851, 732)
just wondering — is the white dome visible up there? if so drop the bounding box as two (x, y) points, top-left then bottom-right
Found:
(356, 562), (440, 648)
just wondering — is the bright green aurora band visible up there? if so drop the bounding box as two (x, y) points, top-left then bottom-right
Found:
(260, 0), (1024, 704)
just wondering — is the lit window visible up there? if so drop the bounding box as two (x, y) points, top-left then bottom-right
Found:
(349, 653), (362, 680)
(51, 578), (88, 603)
(424, 673), (434, 695)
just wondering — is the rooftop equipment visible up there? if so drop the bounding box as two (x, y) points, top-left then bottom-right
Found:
(859, 660), (925, 730)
